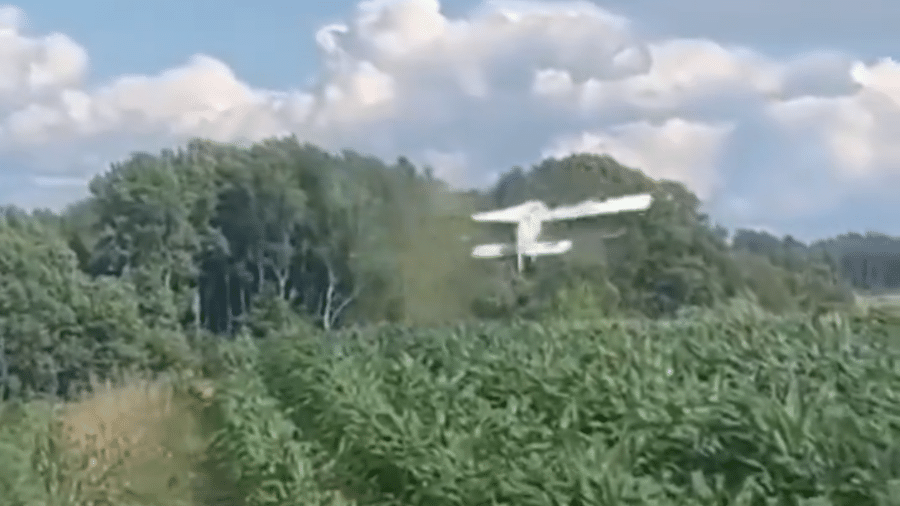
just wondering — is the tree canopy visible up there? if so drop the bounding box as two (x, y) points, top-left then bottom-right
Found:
(0, 135), (864, 398)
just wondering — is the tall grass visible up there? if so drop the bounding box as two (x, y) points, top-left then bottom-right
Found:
(0, 339), (346, 506)
(1, 371), (229, 506)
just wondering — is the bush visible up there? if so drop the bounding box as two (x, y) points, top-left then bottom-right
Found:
(0, 400), (54, 506)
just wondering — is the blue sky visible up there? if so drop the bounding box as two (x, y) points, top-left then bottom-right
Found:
(3, 0), (900, 241)
(22, 0), (354, 89)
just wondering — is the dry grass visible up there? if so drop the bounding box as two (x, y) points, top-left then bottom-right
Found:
(39, 374), (230, 506)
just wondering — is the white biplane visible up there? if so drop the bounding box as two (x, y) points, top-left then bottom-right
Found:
(470, 193), (653, 272)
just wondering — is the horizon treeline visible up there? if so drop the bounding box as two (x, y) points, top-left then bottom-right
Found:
(0, 135), (894, 398)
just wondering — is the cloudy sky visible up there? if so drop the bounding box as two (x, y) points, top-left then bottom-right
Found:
(2, 0), (900, 241)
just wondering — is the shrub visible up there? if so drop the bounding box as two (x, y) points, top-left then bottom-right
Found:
(0, 399), (54, 506)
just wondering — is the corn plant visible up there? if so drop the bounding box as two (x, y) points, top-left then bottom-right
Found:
(209, 334), (356, 506)
(252, 307), (900, 505)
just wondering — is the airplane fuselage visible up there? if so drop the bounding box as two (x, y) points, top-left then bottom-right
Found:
(514, 201), (549, 272)
(516, 201), (546, 248)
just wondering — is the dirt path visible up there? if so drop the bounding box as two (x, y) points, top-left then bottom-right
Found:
(190, 397), (245, 506)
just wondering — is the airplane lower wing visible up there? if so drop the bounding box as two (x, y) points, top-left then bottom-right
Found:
(472, 243), (516, 258)
(545, 193), (652, 221)
(520, 240), (573, 256)
(472, 240), (573, 259)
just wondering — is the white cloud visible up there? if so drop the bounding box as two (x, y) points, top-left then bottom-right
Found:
(767, 58), (900, 185)
(542, 118), (733, 199)
(421, 149), (469, 185)
(0, 5), (22, 29)
(851, 58), (900, 104)
(1, 0), (900, 238)
(318, 0), (650, 106)
(0, 5), (86, 103)
(530, 39), (782, 114)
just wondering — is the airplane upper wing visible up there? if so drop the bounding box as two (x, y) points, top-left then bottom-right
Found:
(471, 202), (534, 222)
(545, 193), (653, 221)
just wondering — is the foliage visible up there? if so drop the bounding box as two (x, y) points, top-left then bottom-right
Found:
(0, 211), (190, 399)
(250, 308), (900, 505)
(208, 334), (355, 505)
(0, 399), (54, 505)
(41, 137), (853, 337)
(0, 136), (891, 505)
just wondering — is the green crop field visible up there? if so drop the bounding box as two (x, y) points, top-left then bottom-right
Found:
(4, 303), (900, 505)
(197, 303), (900, 505)
(4, 302), (900, 505)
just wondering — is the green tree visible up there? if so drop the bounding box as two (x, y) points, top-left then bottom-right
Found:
(0, 210), (162, 398)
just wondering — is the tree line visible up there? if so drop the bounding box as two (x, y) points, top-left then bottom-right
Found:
(0, 136), (869, 399)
